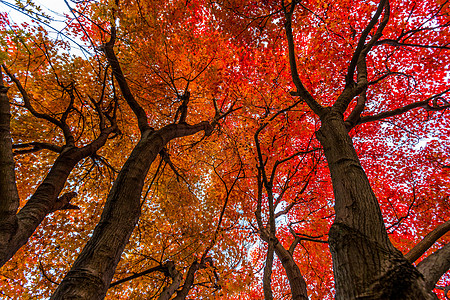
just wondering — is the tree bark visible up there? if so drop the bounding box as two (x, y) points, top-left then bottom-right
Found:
(158, 261), (182, 300)
(316, 110), (434, 299)
(0, 84), (20, 264)
(274, 242), (307, 300)
(173, 261), (200, 300)
(51, 123), (212, 299)
(263, 243), (274, 300)
(0, 81), (117, 267)
(417, 243), (450, 293)
(0, 127), (115, 267)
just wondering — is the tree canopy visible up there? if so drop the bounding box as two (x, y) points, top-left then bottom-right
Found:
(0, 0), (449, 299)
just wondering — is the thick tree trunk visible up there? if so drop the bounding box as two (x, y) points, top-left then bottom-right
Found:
(50, 129), (165, 299)
(274, 242), (307, 300)
(316, 110), (434, 299)
(0, 84), (20, 263)
(51, 123), (211, 299)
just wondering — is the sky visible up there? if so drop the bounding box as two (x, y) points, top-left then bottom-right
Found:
(1, 0), (87, 56)
(2, 0), (70, 28)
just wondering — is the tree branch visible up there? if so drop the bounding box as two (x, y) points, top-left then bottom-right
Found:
(376, 39), (450, 50)
(345, 90), (367, 129)
(417, 243), (450, 292)
(334, 0), (390, 114)
(49, 192), (79, 213)
(101, 27), (150, 133)
(358, 88), (450, 125)
(283, 1), (325, 117)
(158, 261), (182, 300)
(2, 64), (75, 146)
(406, 220), (450, 263)
(173, 258), (215, 300)
(345, 0), (388, 86)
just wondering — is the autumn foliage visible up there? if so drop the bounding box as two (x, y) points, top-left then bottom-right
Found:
(0, 0), (449, 299)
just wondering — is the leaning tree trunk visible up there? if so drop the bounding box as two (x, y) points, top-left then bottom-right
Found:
(0, 84), (20, 261)
(316, 110), (434, 300)
(274, 243), (308, 300)
(51, 123), (211, 299)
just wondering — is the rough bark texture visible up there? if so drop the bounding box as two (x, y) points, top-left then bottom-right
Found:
(274, 242), (308, 300)
(263, 244), (274, 300)
(0, 127), (115, 267)
(158, 261), (182, 300)
(173, 261), (200, 300)
(0, 85), (20, 264)
(0, 149), (79, 266)
(51, 123), (211, 299)
(417, 243), (450, 292)
(50, 129), (164, 299)
(316, 110), (434, 300)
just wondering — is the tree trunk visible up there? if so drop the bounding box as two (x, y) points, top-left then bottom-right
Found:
(263, 243), (274, 300)
(0, 149), (79, 265)
(274, 242), (307, 300)
(51, 123), (211, 299)
(316, 110), (434, 299)
(0, 128), (115, 267)
(0, 84), (20, 264)
(50, 129), (165, 299)
(417, 243), (450, 293)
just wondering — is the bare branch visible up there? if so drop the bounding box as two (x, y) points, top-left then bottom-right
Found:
(2, 64), (75, 145)
(283, 1), (325, 117)
(358, 88), (450, 125)
(159, 148), (184, 182)
(110, 264), (165, 288)
(289, 228), (328, 255)
(38, 260), (59, 285)
(275, 179), (309, 219)
(13, 142), (63, 155)
(345, 0), (388, 86)
(101, 27), (150, 133)
(376, 40), (450, 50)
(173, 258), (216, 300)
(406, 220), (450, 263)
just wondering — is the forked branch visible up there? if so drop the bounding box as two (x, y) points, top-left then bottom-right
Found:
(346, 0), (388, 86)
(101, 27), (150, 133)
(2, 64), (75, 146)
(334, 0), (390, 114)
(282, 1), (325, 117)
